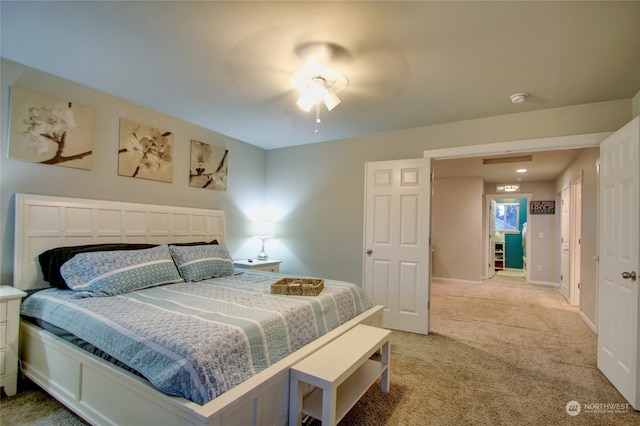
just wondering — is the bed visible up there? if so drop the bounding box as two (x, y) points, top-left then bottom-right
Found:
(13, 193), (383, 426)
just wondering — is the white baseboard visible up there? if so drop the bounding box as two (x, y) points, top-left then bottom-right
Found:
(528, 280), (560, 288)
(432, 276), (482, 285)
(579, 311), (597, 334)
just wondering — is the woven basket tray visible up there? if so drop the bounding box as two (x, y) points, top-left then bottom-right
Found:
(271, 277), (324, 296)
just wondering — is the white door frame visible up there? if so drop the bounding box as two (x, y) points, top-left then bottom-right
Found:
(560, 184), (572, 301)
(571, 177), (583, 307)
(424, 133), (610, 161)
(484, 193), (532, 281)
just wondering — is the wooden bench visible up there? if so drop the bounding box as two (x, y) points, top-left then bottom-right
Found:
(289, 324), (391, 426)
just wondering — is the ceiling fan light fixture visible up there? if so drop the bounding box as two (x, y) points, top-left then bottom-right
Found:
(323, 91), (341, 111)
(295, 78), (328, 112)
(290, 70), (347, 109)
(296, 93), (314, 112)
(289, 43), (349, 133)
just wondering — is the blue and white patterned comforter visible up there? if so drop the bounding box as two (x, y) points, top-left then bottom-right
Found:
(20, 271), (373, 405)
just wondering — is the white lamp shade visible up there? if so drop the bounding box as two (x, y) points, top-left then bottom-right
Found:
(323, 92), (341, 111)
(296, 80), (328, 112)
(296, 92), (315, 112)
(253, 221), (275, 238)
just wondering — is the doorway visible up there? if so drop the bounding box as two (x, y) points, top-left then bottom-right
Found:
(486, 194), (531, 282)
(429, 134), (607, 287)
(426, 132), (609, 326)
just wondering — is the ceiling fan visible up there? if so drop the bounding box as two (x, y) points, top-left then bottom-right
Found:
(286, 42), (350, 132)
(224, 25), (409, 130)
(288, 42), (349, 111)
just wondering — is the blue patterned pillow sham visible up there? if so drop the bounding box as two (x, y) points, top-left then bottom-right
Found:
(60, 245), (183, 298)
(169, 244), (234, 282)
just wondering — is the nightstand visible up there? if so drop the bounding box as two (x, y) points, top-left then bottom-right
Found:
(234, 259), (282, 273)
(0, 285), (27, 396)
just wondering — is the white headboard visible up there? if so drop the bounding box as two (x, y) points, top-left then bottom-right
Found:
(14, 193), (226, 291)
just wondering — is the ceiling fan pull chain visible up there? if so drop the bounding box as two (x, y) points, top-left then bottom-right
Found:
(315, 103), (320, 134)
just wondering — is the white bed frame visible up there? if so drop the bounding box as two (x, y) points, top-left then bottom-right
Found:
(13, 193), (383, 426)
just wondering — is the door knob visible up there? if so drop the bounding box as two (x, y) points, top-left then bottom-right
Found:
(366, 249), (373, 256)
(621, 271), (637, 281)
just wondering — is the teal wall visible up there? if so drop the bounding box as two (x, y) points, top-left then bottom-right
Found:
(497, 197), (528, 269)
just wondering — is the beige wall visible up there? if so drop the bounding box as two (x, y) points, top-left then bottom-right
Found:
(432, 177), (484, 283)
(555, 147), (600, 329)
(1, 59), (636, 292)
(266, 99), (631, 284)
(522, 182), (559, 285)
(0, 59), (267, 285)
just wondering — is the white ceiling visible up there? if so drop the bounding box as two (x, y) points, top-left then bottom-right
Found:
(2, 1), (639, 154)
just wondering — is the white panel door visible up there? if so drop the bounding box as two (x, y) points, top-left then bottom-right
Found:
(364, 158), (431, 334)
(560, 185), (571, 301)
(598, 116), (639, 409)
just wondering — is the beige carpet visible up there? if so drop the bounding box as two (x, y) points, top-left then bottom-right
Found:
(2, 276), (639, 425)
(495, 269), (525, 278)
(339, 277), (640, 425)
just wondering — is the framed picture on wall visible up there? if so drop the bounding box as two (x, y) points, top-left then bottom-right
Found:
(189, 140), (228, 190)
(8, 86), (94, 170)
(530, 201), (555, 214)
(118, 118), (174, 183)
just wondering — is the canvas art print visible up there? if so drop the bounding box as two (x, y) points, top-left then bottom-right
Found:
(189, 140), (228, 190)
(8, 86), (94, 170)
(118, 118), (174, 183)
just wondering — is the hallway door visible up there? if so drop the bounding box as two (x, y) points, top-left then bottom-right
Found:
(598, 117), (639, 410)
(363, 158), (431, 334)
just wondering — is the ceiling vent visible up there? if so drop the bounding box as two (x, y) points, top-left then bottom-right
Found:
(483, 155), (532, 165)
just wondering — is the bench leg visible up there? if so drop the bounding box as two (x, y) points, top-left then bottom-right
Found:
(289, 377), (304, 426)
(381, 340), (390, 393)
(322, 387), (337, 426)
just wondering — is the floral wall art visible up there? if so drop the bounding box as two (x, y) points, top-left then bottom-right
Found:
(8, 86), (94, 169)
(189, 140), (228, 190)
(118, 118), (174, 183)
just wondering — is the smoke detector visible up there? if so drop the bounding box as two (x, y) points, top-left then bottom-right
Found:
(509, 92), (529, 104)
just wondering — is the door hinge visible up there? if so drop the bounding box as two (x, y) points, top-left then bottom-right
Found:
(560, 274), (563, 281)
(578, 282), (581, 289)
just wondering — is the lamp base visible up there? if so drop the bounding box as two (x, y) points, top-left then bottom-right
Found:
(257, 239), (268, 260)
